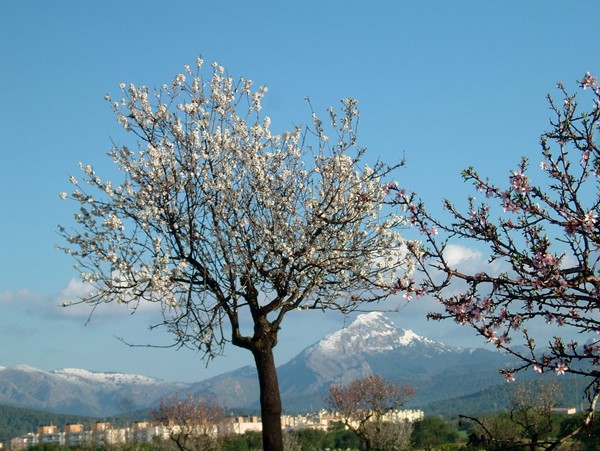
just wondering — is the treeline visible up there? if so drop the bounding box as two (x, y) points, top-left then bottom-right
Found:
(0, 403), (265, 445)
(3, 376), (598, 450)
(0, 404), (95, 444)
(13, 414), (600, 450)
(10, 425), (362, 450)
(422, 377), (589, 418)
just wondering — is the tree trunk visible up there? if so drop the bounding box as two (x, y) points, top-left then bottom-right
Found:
(252, 343), (283, 451)
(529, 435), (538, 451)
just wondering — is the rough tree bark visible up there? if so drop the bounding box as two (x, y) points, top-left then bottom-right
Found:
(250, 318), (283, 450)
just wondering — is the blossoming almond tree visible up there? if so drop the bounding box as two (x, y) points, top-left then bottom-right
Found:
(57, 58), (414, 451)
(396, 74), (600, 441)
(326, 375), (415, 451)
(152, 393), (230, 450)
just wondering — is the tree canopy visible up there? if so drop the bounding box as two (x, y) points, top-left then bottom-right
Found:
(58, 57), (414, 451)
(396, 73), (600, 441)
(327, 375), (414, 450)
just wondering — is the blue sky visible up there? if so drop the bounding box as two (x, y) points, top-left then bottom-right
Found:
(1, 1), (598, 383)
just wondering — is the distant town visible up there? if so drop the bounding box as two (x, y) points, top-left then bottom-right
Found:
(7, 409), (424, 449)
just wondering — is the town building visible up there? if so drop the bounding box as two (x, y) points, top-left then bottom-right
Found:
(7, 408), (425, 449)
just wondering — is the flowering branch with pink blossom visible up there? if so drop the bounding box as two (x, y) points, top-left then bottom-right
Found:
(395, 74), (600, 429)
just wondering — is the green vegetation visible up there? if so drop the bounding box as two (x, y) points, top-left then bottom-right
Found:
(220, 426), (364, 451)
(411, 416), (459, 450)
(26, 444), (158, 451)
(559, 413), (600, 451)
(19, 427), (362, 451)
(5, 398), (600, 450)
(0, 404), (95, 444)
(422, 377), (588, 419)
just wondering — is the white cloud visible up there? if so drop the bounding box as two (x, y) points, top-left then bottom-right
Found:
(441, 243), (508, 280)
(443, 244), (482, 266)
(55, 278), (161, 319)
(0, 289), (43, 304)
(57, 278), (95, 303)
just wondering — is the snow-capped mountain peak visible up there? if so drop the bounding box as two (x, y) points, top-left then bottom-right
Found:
(0, 313), (517, 416)
(53, 368), (162, 385)
(0, 364), (190, 417)
(311, 311), (447, 357)
(398, 328), (422, 346)
(351, 311), (388, 326)
(14, 364), (45, 373)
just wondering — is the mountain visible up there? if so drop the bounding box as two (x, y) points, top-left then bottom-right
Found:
(1, 312), (520, 416)
(0, 403), (97, 444)
(0, 365), (189, 417)
(422, 375), (587, 419)
(191, 312), (519, 412)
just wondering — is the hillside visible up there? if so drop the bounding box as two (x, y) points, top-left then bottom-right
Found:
(0, 365), (189, 417)
(0, 404), (97, 444)
(190, 312), (520, 412)
(0, 312), (559, 417)
(422, 376), (590, 419)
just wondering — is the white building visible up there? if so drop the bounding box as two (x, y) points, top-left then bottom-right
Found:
(7, 408), (424, 448)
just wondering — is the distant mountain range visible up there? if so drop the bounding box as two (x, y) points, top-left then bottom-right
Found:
(0, 364), (189, 417)
(0, 312), (522, 417)
(192, 312), (520, 412)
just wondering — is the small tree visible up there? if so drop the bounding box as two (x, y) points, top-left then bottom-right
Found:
(396, 73), (600, 439)
(58, 58), (414, 451)
(559, 412), (600, 451)
(462, 381), (561, 451)
(326, 374), (414, 450)
(410, 416), (459, 451)
(509, 381), (561, 450)
(468, 413), (522, 451)
(152, 392), (230, 451)
(221, 430), (262, 451)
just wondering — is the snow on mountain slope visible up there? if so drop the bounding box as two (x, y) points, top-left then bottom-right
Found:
(1, 312), (519, 415)
(13, 364), (46, 372)
(0, 365), (190, 416)
(274, 311), (462, 394)
(272, 311), (521, 411)
(312, 311), (452, 356)
(53, 368), (163, 386)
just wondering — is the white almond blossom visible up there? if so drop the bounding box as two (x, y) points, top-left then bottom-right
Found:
(57, 58), (415, 450)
